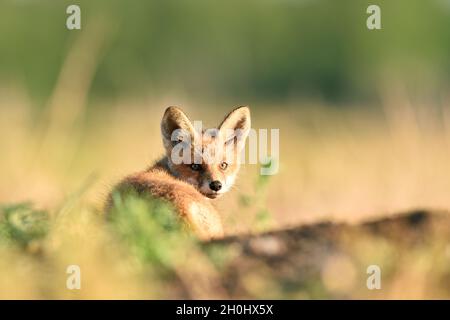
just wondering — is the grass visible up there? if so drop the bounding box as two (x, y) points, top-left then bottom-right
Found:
(1, 87), (450, 298)
(1, 21), (450, 298)
(0, 203), (49, 250)
(0, 189), (239, 299)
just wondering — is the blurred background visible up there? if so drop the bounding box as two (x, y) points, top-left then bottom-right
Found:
(0, 0), (450, 299)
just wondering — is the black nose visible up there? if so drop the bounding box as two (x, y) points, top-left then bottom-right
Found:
(209, 180), (222, 191)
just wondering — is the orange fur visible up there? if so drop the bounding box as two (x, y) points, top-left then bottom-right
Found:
(107, 106), (251, 240)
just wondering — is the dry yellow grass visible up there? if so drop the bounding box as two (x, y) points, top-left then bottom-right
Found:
(2, 86), (450, 230)
(1, 28), (450, 299)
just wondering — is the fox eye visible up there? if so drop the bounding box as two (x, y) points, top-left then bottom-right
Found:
(190, 163), (202, 171)
(219, 162), (228, 170)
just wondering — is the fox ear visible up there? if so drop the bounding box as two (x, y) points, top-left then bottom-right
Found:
(218, 106), (251, 149)
(161, 106), (197, 150)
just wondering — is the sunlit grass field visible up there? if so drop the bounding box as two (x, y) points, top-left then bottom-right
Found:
(1, 79), (450, 298)
(3, 82), (450, 228)
(1, 1), (450, 297)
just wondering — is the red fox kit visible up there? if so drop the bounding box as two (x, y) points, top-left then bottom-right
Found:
(108, 106), (251, 240)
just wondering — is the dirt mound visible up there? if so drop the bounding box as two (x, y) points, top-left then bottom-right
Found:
(205, 210), (450, 299)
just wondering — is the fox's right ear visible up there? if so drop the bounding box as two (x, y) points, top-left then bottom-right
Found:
(161, 106), (197, 150)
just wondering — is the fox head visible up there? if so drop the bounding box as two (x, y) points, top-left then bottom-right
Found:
(161, 106), (251, 199)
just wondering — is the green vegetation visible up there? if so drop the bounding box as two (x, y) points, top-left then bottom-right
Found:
(109, 191), (194, 269)
(0, 203), (49, 249)
(1, 0), (450, 103)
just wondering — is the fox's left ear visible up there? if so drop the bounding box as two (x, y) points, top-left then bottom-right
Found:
(218, 106), (251, 150)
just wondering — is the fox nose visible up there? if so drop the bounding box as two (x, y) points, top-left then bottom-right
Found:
(209, 180), (222, 192)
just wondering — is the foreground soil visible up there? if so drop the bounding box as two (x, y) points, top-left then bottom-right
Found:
(202, 210), (450, 299)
